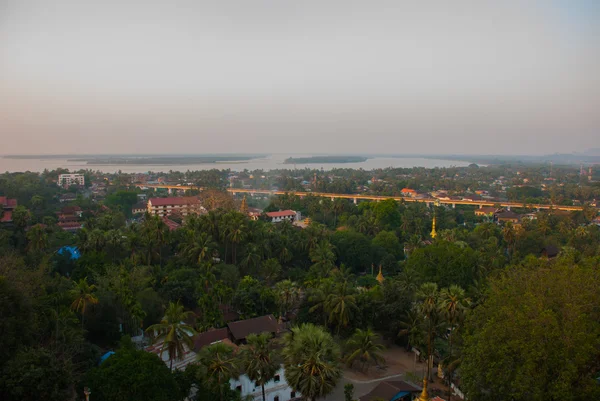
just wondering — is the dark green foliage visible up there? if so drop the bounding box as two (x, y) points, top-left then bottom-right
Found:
(405, 240), (479, 288)
(331, 230), (372, 272)
(461, 261), (600, 401)
(0, 348), (73, 401)
(86, 349), (180, 401)
(0, 277), (35, 363)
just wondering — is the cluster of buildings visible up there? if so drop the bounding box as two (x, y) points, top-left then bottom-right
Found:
(145, 314), (300, 401)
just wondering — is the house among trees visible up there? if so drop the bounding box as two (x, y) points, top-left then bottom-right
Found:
(0, 196), (17, 223)
(266, 210), (300, 224)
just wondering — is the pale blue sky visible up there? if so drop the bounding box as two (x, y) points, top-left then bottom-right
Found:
(1, 1), (598, 155)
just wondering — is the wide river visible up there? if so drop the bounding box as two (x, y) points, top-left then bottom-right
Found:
(0, 155), (471, 173)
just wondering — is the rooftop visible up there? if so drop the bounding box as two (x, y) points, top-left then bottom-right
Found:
(266, 210), (296, 218)
(358, 380), (421, 401)
(193, 328), (229, 351)
(0, 196), (17, 208)
(227, 314), (278, 341)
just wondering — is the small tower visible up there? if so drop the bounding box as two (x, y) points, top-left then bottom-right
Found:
(417, 379), (429, 401)
(376, 265), (384, 284)
(240, 196), (248, 214)
(430, 215), (437, 239)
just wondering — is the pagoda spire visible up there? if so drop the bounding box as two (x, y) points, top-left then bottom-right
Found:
(417, 379), (429, 401)
(376, 265), (384, 284)
(240, 196), (248, 214)
(430, 214), (437, 239)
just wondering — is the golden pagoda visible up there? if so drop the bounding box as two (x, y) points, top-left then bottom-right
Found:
(430, 215), (437, 239)
(417, 379), (429, 401)
(376, 265), (384, 284)
(240, 196), (248, 214)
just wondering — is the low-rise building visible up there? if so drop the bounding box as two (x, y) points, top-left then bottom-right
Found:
(147, 196), (205, 217)
(265, 210), (300, 223)
(59, 193), (77, 203)
(131, 202), (147, 215)
(58, 173), (85, 188)
(474, 206), (498, 217)
(401, 188), (417, 197)
(496, 210), (521, 224)
(57, 205), (83, 231)
(0, 196), (17, 223)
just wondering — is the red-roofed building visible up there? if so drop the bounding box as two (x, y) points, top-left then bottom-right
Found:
(0, 196), (17, 223)
(401, 188), (417, 197)
(147, 197), (205, 217)
(162, 216), (181, 231)
(265, 210), (299, 223)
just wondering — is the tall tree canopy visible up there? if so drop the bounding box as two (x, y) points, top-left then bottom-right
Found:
(461, 261), (600, 401)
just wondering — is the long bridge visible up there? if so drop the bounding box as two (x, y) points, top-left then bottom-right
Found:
(135, 184), (585, 212)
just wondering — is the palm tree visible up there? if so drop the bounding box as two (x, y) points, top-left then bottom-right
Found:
(309, 241), (336, 279)
(240, 243), (262, 274)
(282, 323), (341, 401)
(309, 280), (336, 326)
(227, 213), (247, 264)
(398, 307), (423, 352)
(197, 342), (239, 401)
(417, 282), (440, 382)
(275, 280), (300, 318)
(146, 301), (197, 371)
(240, 333), (280, 401)
(69, 277), (99, 328)
(180, 231), (216, 265)
(332, 198), (346, 227)
(502, 222), (516, 258)
(439, 285), (470, 401)
(26, 224), (49, 252)
(345, 328), (385, 372)
(325, 281), (358, 335)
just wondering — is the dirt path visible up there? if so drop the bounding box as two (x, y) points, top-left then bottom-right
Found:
(324, 345), (451, 400)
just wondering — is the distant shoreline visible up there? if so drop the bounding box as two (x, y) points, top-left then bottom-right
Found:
(284, 156), (368, 164)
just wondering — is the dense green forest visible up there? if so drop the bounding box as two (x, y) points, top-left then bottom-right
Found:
(0, 169), (599, 401)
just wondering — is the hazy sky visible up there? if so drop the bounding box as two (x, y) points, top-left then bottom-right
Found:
(1, 1), (598, 155)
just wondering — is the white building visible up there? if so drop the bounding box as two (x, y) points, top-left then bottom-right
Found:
(265, 210), (301, 223)
(230, 366), (300, 401)
(58, 173), (85, 188)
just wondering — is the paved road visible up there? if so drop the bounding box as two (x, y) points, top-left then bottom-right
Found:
(324, 373), (406, 401)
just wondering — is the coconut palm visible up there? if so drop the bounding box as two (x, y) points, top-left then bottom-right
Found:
(180, 231), (216, 265)
(240, 333), (280, 401)
(417, 282), (440, 382)
(309, 279), (336, 326)
(227, 213), (247, 264)
(146, 301), (196, 371)
(197, 342), (239, 401)
(439, 285), (470, 401)
(259, 258), (282, 286)
(309, 241), (336, 278)
(398, 307), (423, 351)
(275, 279), (300, 318)
(345, 328), (385, 371)
(69, 277), (99, 328)
(282, 323), (341, 401)
(325, 281), (358, 335)
(26, 224), (49, 252)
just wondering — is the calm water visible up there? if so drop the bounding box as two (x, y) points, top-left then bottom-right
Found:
(0, 155), (471, 173)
